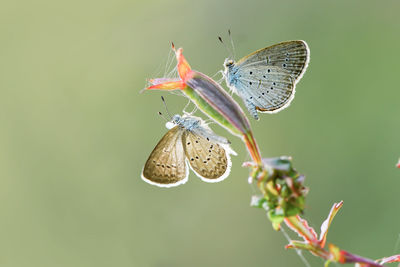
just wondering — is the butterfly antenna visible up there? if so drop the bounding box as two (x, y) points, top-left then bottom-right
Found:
(161, 96), (172, 119)
(218, 36), (234, 59)
(158, 111), (169, 121)
(228, 29), (236, 59)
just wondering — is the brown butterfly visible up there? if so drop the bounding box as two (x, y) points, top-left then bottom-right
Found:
(141, 114), (236, 188)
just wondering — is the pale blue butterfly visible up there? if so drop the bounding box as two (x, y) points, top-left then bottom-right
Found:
(223, 40), (310, 120)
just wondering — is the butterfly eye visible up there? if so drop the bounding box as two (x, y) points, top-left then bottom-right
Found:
(224, 59), (234, 67)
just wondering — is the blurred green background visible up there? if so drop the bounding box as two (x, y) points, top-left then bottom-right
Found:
(1, 0), (400, 266)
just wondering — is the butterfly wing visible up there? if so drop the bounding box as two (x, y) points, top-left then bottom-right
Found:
(191, 125), (230, 145)
(236, 40), (310, 82)
(141, 126), (188, 187)
(182, 130), (232, 182)
(233, 65), (295, 119)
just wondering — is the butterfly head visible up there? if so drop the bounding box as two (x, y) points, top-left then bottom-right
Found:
(172, 114), (182, 124)
(223, 58), (234, 69)
(223, 58), (238, 87)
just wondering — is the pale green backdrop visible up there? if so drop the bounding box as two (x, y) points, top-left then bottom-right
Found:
(1, 0), (399, 266)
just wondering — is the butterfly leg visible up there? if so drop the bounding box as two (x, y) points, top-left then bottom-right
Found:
(183, 99), (198, 116)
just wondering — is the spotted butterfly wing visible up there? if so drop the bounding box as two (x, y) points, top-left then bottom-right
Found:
(236, 40), (310, 81)
(231, 65), (295, 119)
(142, 114), (235, 187)
(182, 130), (231, 182)
(141, 126), (188, 187)
(225, 40), (309, 119)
